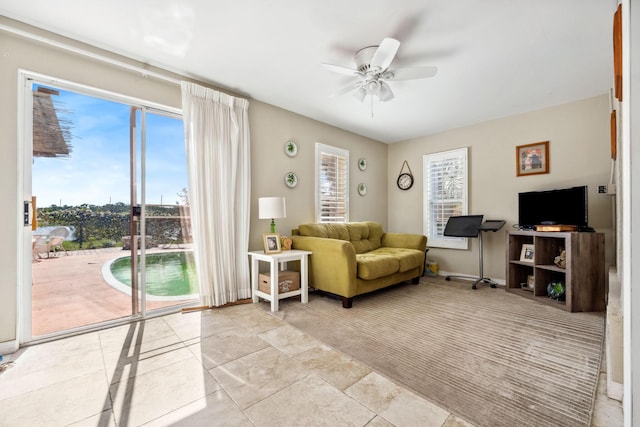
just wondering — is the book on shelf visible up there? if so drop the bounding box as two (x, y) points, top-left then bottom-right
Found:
(534, 224), (578, 232)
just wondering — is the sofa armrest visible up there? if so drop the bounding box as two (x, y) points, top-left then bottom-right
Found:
(291, 235), (358, 297)
(382, 233), (427, 251)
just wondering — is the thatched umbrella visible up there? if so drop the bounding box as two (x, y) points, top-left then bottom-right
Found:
(32, 87), (72, 158)
(31, 86), (73, 229)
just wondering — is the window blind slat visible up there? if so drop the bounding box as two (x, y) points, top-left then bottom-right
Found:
(316, 143), (349, 223)
(423, 148), (468, 249)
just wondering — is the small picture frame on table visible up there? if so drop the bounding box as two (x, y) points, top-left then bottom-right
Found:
(527, 275), (535, 289)
(520, 244), (534, 262)
(263, 233), (281, 254)
(521, 274), (535, 291)
(516, 141), (549, 176)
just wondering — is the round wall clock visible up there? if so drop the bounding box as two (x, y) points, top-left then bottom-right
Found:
(396, 160), (414, 190)
(397, 173), (414, 190)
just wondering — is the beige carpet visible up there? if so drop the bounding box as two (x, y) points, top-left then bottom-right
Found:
(270, 277), (604, 427)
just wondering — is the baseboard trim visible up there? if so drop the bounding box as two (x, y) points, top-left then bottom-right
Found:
(605, 267), (623, 402)
(0, 340), (19, 356)
(607, 378), (624, 401)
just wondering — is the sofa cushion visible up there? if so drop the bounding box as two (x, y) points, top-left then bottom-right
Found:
(298, 223), (350, 240)
(367, 247), (425, 273)
(347, 222), (383, 254)
(297, 221), (383, 254)
(356, 253), (400, 280)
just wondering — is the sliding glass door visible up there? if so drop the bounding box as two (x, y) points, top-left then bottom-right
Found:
(130, 106), (197, 317)
(26, 75), (196, 340)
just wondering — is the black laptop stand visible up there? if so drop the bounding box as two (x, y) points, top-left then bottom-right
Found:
(443, 215), (506, 289)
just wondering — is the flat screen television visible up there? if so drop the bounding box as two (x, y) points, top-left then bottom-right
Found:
(518, 185), (589, 230)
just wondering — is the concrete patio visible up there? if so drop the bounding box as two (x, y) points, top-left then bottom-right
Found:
(31, 247), (196, 337)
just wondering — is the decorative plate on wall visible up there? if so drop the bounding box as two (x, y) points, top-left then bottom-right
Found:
(358, 158), (367, 171)
(358, 183), (367, 196)
(285, 172), (298, 188)
(285, 141), (298, 157)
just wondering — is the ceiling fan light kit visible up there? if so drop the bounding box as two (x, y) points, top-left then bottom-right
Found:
(322, 37), (438, 105)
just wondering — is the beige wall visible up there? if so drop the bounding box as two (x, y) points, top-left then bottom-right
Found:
(0, 21), (386, 346)
(248, 101), (388, 251)
(388, 94), (614, 282)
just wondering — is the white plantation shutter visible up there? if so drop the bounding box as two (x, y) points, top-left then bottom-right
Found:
(316, 143), (349, 223)
(423, 147), (468, 249)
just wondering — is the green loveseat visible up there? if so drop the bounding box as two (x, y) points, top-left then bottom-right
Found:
(291, 221), (427, 308)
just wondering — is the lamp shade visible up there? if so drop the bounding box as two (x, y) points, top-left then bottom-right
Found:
(259, 197), (286, 220)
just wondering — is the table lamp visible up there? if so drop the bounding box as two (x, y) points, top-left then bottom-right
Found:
(259, 197), (286, 233)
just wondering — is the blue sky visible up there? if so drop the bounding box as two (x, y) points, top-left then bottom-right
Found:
(33, 86), (188, 207)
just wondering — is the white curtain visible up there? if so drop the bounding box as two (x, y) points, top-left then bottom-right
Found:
(181, 82), (251, 307)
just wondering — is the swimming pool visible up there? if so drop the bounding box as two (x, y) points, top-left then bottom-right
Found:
(102, 251), (199, 301)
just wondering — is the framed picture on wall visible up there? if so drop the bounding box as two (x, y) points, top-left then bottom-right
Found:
(516, 141), (549, 177)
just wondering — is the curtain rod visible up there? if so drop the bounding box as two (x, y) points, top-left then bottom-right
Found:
(0, 22), (182, 86)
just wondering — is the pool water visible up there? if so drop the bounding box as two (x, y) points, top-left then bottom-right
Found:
(110, 252), (198, 297)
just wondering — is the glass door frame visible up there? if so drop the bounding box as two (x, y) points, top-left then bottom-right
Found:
(18, 70), (187, 345)
(130, 105), (187, 319)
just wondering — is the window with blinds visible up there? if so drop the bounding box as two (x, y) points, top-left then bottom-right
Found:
(315, 143), (349, 223)
(423, 147), (468, 249)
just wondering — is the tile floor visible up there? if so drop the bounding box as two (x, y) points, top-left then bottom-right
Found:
(0, 301), (624, 427)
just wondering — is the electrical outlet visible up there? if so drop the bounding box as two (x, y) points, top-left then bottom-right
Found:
(598, 184), (617, 195)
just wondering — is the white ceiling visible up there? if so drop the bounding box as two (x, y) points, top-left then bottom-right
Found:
(0, 0), (614, 143)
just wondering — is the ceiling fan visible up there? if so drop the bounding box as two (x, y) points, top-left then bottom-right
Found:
(322, 38), (438, 103)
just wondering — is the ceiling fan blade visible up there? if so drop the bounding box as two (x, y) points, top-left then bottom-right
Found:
(379, 81), (395, 102)
(321, 63), (359, 76)
(386, 66), (438, 81)
(370, 38), (400, 72)
(330, 82), (359, 98)
(353, 87), (367, 103)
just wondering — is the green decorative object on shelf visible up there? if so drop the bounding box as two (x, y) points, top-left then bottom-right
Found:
(547, 281), (565, 301)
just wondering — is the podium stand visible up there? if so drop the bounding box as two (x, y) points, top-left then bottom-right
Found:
(443, 215), (506, 289)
